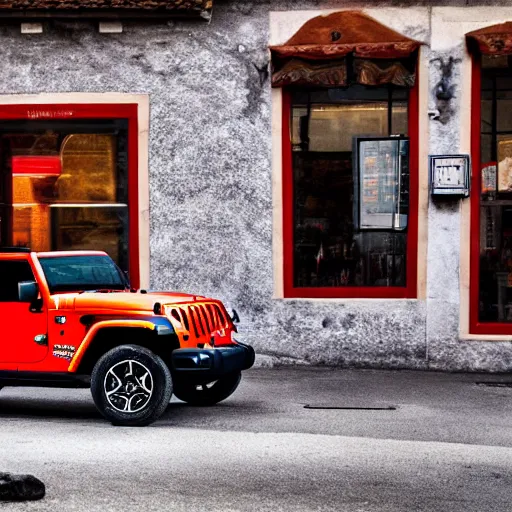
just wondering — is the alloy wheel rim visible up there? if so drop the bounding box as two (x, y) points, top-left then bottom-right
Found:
(104, 359), (154, 413)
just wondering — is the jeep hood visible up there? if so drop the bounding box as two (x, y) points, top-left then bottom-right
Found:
(53, 291), (212, 312)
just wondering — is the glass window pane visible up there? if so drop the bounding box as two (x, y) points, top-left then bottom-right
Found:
(496, 94), (512, 132)
(392, 101), (408, 135)
(0, 120), (129, 272)
(479, 65), (512, 322)
(0, 206), (9, 246)
(290, 86), (409, 289)
(50, 206), (128, 272)
(481, 98), (492, 134)
(478, 203), (512, 322)
(496, 76), (512, 90)
(497, 134), (512, 194)
(481, 134), (493, 164)
(291, 107), (307, 151)
(58, 134), (117, 203)
(307, 103), (388, 152)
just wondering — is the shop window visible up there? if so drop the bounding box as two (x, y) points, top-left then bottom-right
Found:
(0, 104), (140, 287)
(471, 55), (512, 332)
(467, 22), (512, 334)
(272, 11), (420, 298)
(288, 87), (411, 293)
(283, 87), (418, 298)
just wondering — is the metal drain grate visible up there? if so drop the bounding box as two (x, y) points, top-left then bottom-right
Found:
(475, 382), (512, 388)
(304, 405), (396, 410)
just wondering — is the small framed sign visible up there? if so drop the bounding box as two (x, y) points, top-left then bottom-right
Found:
(429, 154), (470, 197)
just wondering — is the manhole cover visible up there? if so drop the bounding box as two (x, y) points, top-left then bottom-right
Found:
(304, 404), (396, 410)
(475, 382), (512, 388)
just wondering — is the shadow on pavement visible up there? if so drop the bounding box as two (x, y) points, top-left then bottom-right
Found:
(0, 396), (103, 421)
(0, 394), (263, 425)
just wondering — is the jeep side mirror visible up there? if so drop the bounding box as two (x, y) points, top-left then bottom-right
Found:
(18, 280), (39, 303)
(231, 309), (240, 323)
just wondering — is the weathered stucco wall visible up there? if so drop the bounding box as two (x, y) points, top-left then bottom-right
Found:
(426, 7), (512, 371)
(0, 1), (511, 370)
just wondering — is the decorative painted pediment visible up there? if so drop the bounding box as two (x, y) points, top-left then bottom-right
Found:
(270, 11), (421, 88)
(466, 22), (512, 55)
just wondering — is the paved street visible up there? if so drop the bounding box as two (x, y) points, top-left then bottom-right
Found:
(0, 367), (511, 511)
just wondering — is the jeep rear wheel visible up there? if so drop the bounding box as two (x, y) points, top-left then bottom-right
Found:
(173, 372), (241, 406)
(91, 345), (172, 426)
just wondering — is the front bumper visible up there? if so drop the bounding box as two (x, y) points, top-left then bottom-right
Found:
(171, 341), (255, 380)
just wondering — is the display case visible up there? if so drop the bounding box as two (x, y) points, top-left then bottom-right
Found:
(353, 136), (409, 231)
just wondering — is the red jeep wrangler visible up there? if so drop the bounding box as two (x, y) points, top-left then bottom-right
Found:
(0, 248), (254, 426)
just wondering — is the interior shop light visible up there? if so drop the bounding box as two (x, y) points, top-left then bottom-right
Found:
(12, 156), (62, 177)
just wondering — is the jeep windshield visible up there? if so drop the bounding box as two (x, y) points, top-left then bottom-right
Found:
(39, 255), (128, 293)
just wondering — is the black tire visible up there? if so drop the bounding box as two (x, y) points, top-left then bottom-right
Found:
(173, 372), (241, 406)
(91, 344), (172, 426)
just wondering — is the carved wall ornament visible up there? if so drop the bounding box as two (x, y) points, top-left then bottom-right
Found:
(466, 22), (512, 56)
(354, 59), (415, 87)
(430, 56), (461, 125)
(253, 61), (270, 87)
(270, 10), (421, 89)
(272, 58), (347, 88)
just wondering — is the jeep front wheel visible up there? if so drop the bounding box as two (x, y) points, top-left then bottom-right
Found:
(173, 372), (241, 406)
(90, 345), (172, 426)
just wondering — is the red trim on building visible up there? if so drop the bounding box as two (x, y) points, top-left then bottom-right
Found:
(0, 103), (140, 289)
(468, 57), (512, 335)
(281, 80), (420, 299)
(407, 79), (419, 299)
(0, 103), (136, 121)
(127, 107), (140, 289)
(281, 91), (295, 298)
(469, 56), (483, 334)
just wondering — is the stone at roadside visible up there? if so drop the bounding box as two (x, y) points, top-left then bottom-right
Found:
(0, 472), (45, 501)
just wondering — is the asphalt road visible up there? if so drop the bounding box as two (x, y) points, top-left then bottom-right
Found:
(0, 367), (511, 511)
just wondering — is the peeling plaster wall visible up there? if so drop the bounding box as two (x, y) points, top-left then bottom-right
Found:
(0, 1), (511, 370)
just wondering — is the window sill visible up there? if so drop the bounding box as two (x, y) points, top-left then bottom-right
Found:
(282, 286), (416, 300)
(467, 322), (512, 338)
(274, 296), (420, 303)
(461, 333), (512, 342)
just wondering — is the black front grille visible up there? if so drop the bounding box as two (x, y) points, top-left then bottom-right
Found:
(168, 302), (230, 341)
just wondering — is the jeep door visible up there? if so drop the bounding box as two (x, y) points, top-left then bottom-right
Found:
(0, 257), (48, 364)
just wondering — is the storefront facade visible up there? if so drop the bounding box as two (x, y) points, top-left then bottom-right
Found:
(1, 1), (512, 371)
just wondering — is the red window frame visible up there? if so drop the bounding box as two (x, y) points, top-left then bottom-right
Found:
(0, 103), (140, 289)
(281, 82), (419, 299)
(468, 56), (512, 335)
